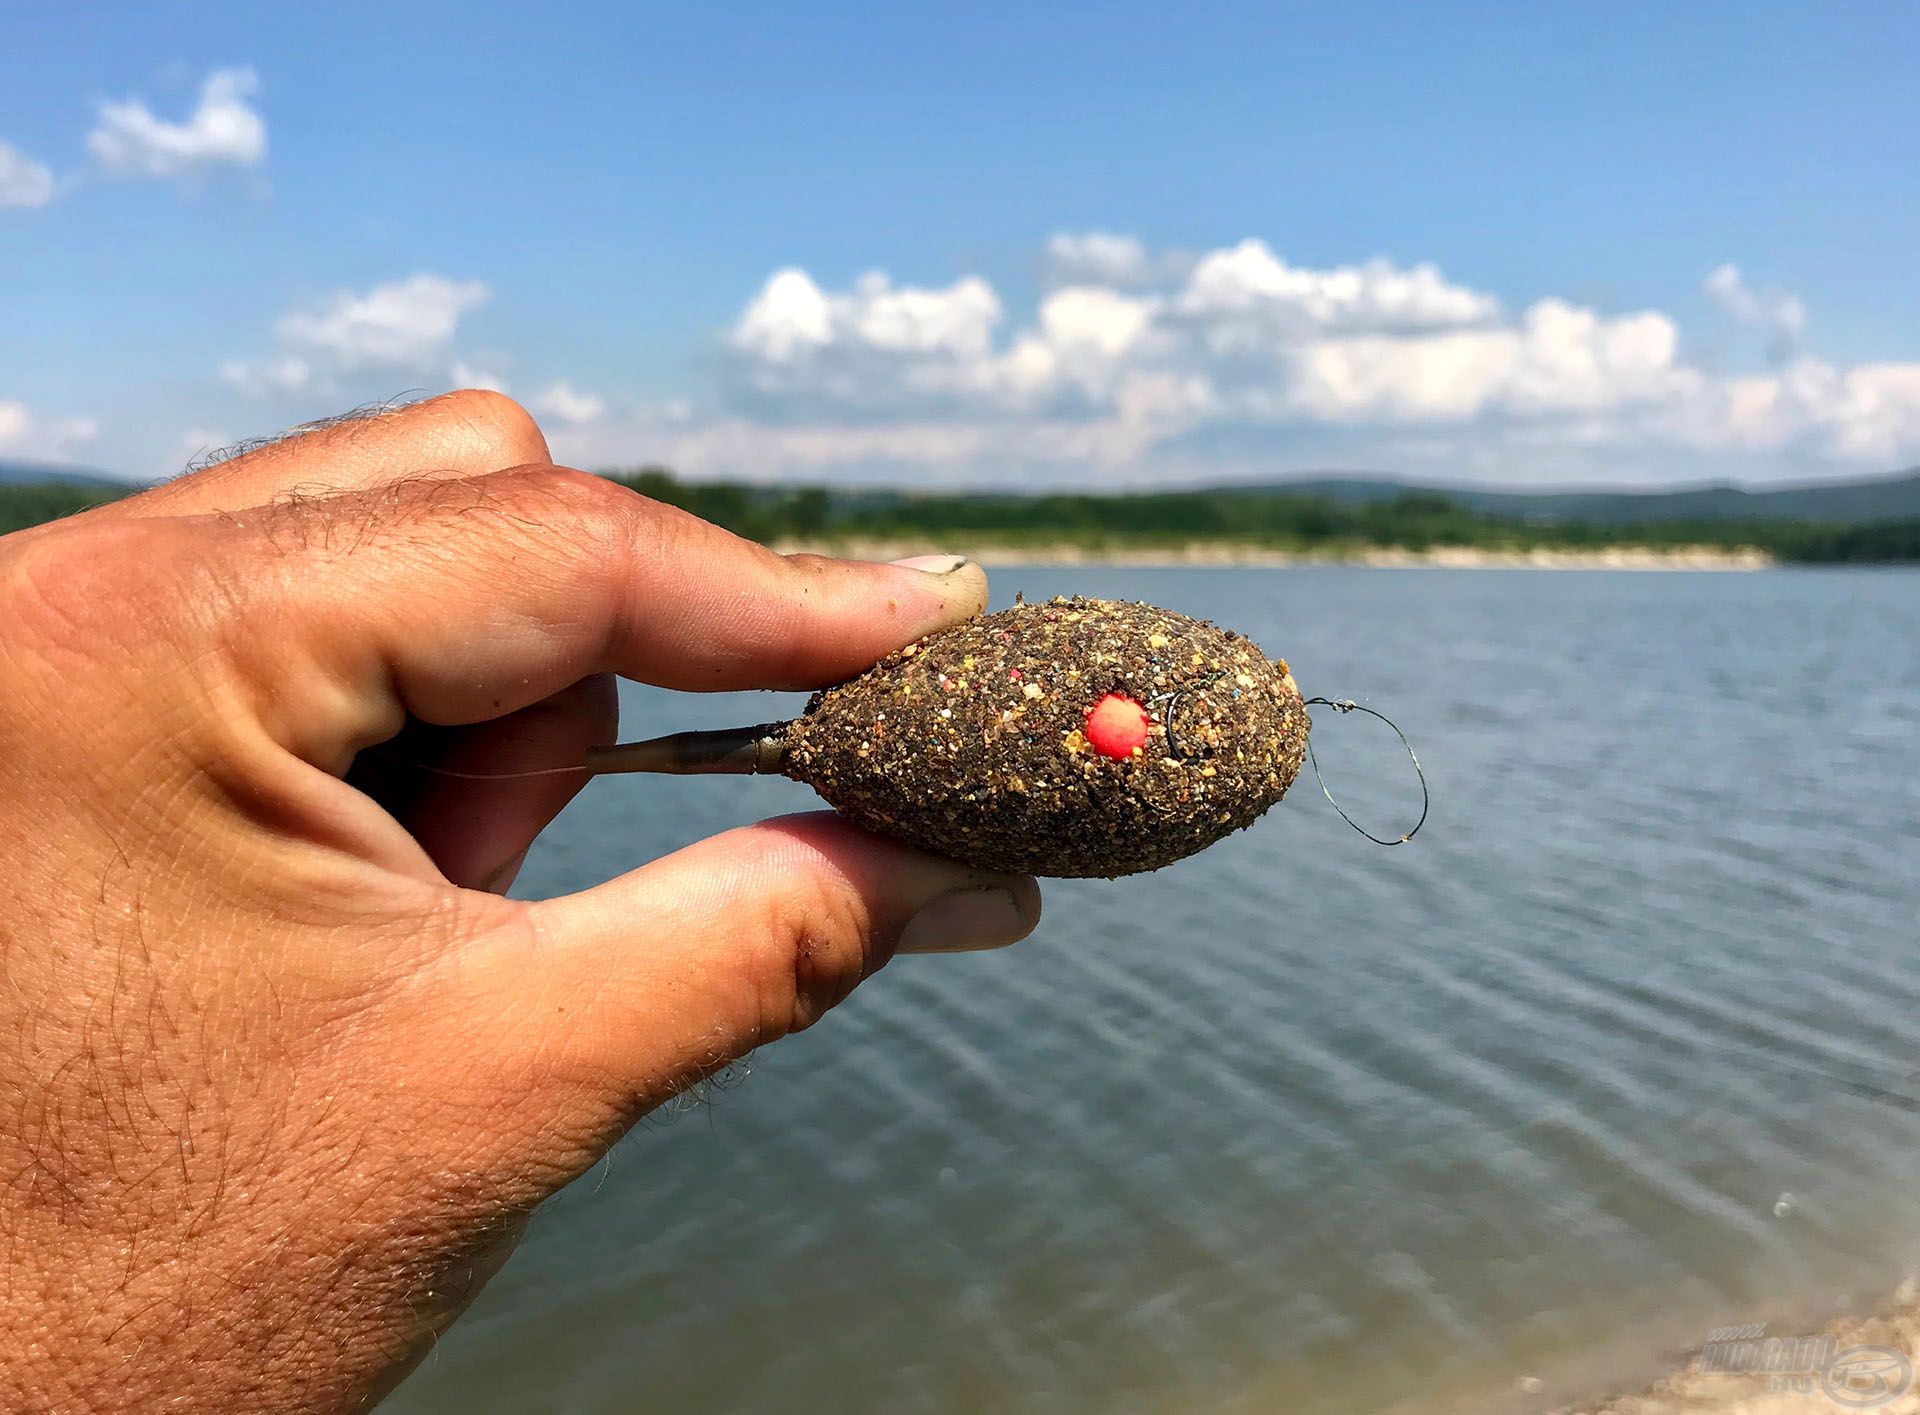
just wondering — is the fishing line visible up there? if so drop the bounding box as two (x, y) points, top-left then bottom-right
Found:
(1302, 696), (1429, 846)
(361, 747), (592, 782)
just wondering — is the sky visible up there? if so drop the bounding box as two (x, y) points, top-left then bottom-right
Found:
(2, 2), (1918, 490)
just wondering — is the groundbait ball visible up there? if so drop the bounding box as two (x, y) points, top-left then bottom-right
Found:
(786, 597), (1308, 876)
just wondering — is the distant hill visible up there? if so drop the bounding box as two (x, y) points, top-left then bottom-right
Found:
(0, 458), (124, 489)
(1225, 468), (1920, 527)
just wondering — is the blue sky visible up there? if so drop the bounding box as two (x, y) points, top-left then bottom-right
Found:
(3, 2), (1917, 487)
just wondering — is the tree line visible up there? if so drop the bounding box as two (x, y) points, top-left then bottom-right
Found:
(611, 470), (1920, 564)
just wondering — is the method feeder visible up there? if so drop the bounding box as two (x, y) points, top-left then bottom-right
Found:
(574, 596), (1417, 879)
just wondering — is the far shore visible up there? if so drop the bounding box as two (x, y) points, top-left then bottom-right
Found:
(771, 538), (1777, 571)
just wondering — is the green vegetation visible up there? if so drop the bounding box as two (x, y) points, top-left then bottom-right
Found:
(0, 481), (127, 536)
(613, 469), (1920, 564)
(4, 472), (1917, 563)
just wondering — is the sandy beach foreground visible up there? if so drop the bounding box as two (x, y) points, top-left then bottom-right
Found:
(771, 538), (1776, 571)
(1559, 1282), (1920, 1414)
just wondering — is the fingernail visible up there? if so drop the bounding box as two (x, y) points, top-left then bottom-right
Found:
(898, 886), (1031, 954)
(888, 554), (970, 575)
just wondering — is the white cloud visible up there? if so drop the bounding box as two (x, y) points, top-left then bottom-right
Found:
(450, 361), (509, 394)
(734, 268), (1002, 363)
(1697, 358), (1920, 464)
(732, 269), (833, 361)
(222, 274), (489, 399)
(727, 242), (1521, 427)
(529, 381), (606, 425)
(1044, 232), (1153, 286)
(700, 236), (1920, 485)
(1291, 300), (1693, 424)
(1703, 263), (1806, 358)
(997, 286), (1166, 410)
(1043, 232), (1199, 289)
(278, 274), (489, 369)
(0, 401), (99, 462)
(1175, 239), (1502, 336)
(88, 67), (267, 179)
(0, 140), (54, 209)
(729, 268), (1006, 415)
(220, 353), (313, 394)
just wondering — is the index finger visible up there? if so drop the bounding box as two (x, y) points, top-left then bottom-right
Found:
(233, 464), (987, 761)
(110, 389), (551, 520)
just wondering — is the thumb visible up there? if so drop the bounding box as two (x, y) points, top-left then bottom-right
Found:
(487, 814), (1040, 1118)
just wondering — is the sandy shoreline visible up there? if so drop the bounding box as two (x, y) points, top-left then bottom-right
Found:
(1555, 1281), (1920, 1414)
(771, 538), (1776, 571)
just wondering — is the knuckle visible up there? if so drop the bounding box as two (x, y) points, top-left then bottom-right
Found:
(779, 550), (836, 578)
(431, 387), (551, 466)
(499, 462), (625, 512)
(497, 464), (672, 580)
(506, 464), (621, 534)
(753, 871), (876, 1036)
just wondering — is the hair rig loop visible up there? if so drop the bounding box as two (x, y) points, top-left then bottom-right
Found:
(1302, 697), (1428, 847)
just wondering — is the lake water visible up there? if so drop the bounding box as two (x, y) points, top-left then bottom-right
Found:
(385, 566), (1920, 1414)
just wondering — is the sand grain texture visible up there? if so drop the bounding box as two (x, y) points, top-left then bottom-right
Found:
(787, 597), (1309, 877)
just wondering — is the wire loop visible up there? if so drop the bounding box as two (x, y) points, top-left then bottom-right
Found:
(1302, 697), (1428, 846)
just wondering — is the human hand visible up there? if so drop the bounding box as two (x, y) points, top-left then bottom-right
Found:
(0, 391), (1041, 1411)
